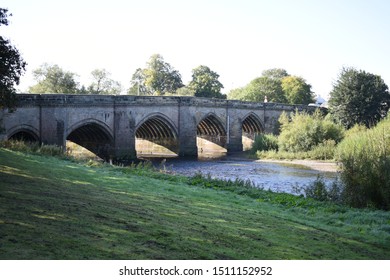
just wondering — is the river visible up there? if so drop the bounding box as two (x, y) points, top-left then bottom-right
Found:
(153, 156), (338, 195)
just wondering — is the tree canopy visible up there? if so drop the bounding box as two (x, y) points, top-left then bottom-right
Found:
(129, 54), (183, 95)
(87, 69), (122, 95)
(329, 67), (390, 128)
(188, 65), (225, 99)
(281, 76), (314, 104)
(0, 8), (26, 109)
(28, 64), (79, 94)
(228, 68), (313, 104)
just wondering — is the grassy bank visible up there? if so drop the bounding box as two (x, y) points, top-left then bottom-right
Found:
(1, 148), (390, 259)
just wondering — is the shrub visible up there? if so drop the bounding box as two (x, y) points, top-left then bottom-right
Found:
(308, 139), (337, 160)
(278, 109), (344, 153)
(304, 175), (343, 203)
(251, 133), (278, 153)
(0, 140), (65, 157)
(336, 116), (390, 210)
(38, 144), (64, 156)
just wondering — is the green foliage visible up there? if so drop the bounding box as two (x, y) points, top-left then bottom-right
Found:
(303, 175), (343, 203)
(227, 87), (245, 100)
(261, 68), (289, 80)
(0, 8), (27, 109)
(29, 63), (79, 94)
(188, 65), (225, 99)
(250, 133), (279, 153)
(228, 68), (313, 104)
(175, 86), (195, 96)
(281, 76), (314, 104)
(257, 140), (337, 161)
(344, 123), (367, 138)
(127, 68), (150, 95)
(336, 116), (390, 210)
(0, 140), (63, 157)
(278, 110), (344, 153)
(329, 67), (390, 128)
(87, 69), (122, 95)
(129, 54), (183, 95)
(308, 140), (337, 160)
(232, 76), (287, 103)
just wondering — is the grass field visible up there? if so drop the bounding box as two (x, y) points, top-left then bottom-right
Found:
(1, 148), (390, 259)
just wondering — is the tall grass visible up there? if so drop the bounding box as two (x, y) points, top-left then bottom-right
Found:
(0, 140), (63, 156)
(336, 116), (390, 210)
(250, 133), (279, 153)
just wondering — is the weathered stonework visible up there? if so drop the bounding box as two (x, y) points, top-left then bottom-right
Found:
(0, 94), (316, 160)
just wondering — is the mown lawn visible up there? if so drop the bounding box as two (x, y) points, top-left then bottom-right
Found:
(0, 148), (389, 259)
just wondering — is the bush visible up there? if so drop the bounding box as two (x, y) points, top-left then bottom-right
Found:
(308, 139), (337, 160)
(336, 116), (390, 210)
(278, 109), (344, 153)
(304, 175), (343, 203)
(0, 140), (65, 157)
(251, 133), (278, 153)
(38, 144), (64, 156)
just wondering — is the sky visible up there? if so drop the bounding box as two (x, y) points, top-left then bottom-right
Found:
(2, 0), (390, 99)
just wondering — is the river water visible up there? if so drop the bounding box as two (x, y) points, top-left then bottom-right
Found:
(155, 157), (338, 195)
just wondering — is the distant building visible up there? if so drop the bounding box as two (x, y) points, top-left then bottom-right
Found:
(309, 95), (328, 108)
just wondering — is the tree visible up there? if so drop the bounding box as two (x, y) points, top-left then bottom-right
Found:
(281, 76), (314, 104)
(0, 8), (26, 109)
(129, 54), (183, 95)
(29, 64), (79, 94)
(262, 68), (289, 80)
(329, 67), (390, 128)
(175, 86), (194, 96)
(228, 68), (315, 104)
(127, 68), (151, 95)
(188, 65), (225, 99)
(227, 87), (245, 100)
(229, 76), (287, 103)
(87, 69), (122, 95)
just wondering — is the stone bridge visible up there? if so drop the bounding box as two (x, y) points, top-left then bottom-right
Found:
(0, 94), (314, 161)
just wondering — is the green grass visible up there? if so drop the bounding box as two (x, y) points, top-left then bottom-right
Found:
(1, 148), (390, 259)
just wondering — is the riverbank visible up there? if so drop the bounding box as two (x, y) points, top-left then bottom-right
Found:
(1, 148), (390, 259)
(257, 159), (339, 173)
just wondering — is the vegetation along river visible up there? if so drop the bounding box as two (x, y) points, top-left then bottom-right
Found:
(153, 157), (339, 195)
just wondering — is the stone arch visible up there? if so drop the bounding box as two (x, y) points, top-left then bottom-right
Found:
(197, 113), (227, 154)
(7, 125), (40, 142)
(135, 113), (179, 157)
(242, 112), (264, 151)
(66, 119), (114, 160)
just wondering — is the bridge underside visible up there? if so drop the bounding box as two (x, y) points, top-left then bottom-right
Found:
(197, 114), (227, 155)
(9, 130), (39, 142)
(242, 114), (264, 151)
(67, 123), (113, 161)
(135, 116), (179, 157)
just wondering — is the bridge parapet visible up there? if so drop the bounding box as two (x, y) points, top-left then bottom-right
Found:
(15, 94), (313, 111)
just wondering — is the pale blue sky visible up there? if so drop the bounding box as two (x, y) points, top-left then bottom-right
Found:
(2, 0), (390, 98)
